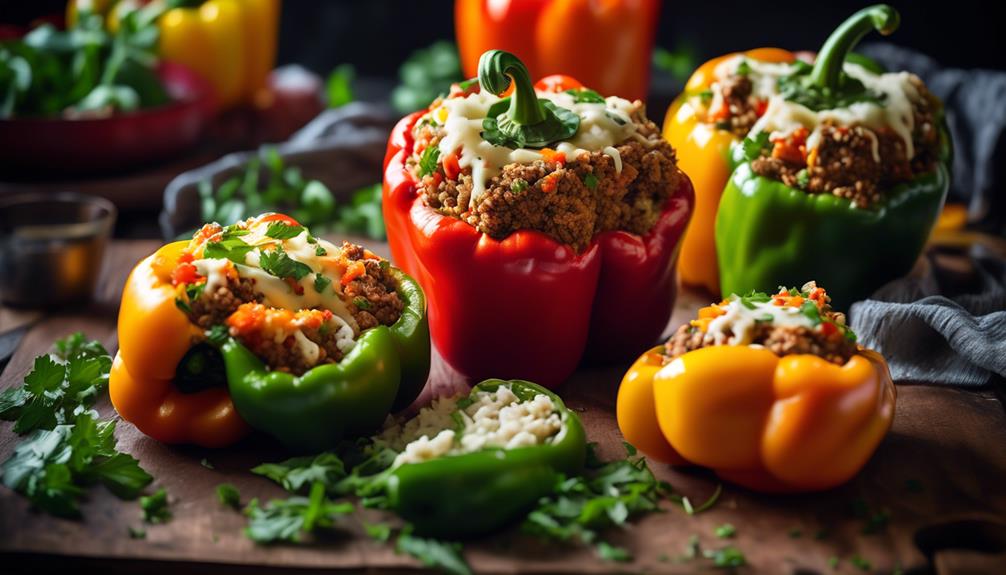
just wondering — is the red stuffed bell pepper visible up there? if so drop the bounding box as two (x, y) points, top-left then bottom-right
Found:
(383, 50), (694, 387)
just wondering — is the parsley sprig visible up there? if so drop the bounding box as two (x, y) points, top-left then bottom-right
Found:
(0, 332), (111, 434)
(244, 481), (354, 544)
(259, 246), (313, 281)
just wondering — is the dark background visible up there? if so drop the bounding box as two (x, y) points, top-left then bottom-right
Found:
(4, 0), (1004, 79)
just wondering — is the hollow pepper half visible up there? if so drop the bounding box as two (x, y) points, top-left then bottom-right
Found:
(383, 107), (694, 388)
(380, 379), (586, 538)
(715, 5), (952, 306)
(455, 0), (660, 101)
(110, 240), (250, 448)
(216, 267), (430, 453)
(663, 48), (795, 296)
(618, 344), (895, 492)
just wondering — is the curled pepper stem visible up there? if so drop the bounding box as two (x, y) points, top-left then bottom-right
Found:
(810, 4), (900, 90)
(479, 49), (547, 126)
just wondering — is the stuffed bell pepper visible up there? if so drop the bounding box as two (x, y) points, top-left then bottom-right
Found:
(383, 49), (694, 387)
(369, 378), (586, 538)
(617, 281), (895, 492)
(110, 214), (430, 451)
(666, 5), (950, 304)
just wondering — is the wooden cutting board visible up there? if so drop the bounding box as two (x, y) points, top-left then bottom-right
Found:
(2, 240), (1005, 574)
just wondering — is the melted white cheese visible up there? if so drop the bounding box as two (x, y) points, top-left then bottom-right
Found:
(715, 55), (923, 163)
(705, 298), (818, 345)
(432, 90), (641, 207)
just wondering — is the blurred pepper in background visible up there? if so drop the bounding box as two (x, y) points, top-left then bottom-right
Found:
(67, 0), (281, 109)
(455, 0), (661, 101)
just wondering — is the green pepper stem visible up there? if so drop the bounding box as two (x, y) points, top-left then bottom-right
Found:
(478, 50), (547, 126)
(810, 4), (900, 89)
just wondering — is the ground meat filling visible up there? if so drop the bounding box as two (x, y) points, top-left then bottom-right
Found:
(411, 103), (681, 251)
(664, 283), (858, 365)
(665, 321), (856, 366)
(341, 241), (405, 331)
(180, 240), (404, 375)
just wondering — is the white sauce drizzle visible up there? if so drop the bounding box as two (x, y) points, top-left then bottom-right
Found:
(431, 90), (641, 208)
(705, 298), (817, 346)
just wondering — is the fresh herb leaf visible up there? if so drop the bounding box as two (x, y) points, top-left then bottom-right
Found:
(418, 145), (441, 178)
(1, 333), (111, 434)
(800, 301), (822, 326)
(735, 59), (751, 76)
(714, 523), (736, 539)
(796, 168), (810, 188)
(582, 173), (599, 190)
(777, 60), (886, 112)
(315, 245), (328, 257)
(128, 525), (147, 539)
(265, 221), (305, 240)
(565, 88), (605, 104)
(510, 179), (528, 194)
(243, 481), (354, 544)
(742, 131), (772, 161)
(697, 89), (713, 104)
(217, 483), (241, 510)
(252, 452), (348, 494)
(203, 237), (254, 265)
(205, 324), (230, 347)
(596, 541), (631, 562)
(259, 247), (313, 281)
(353, 297), (371, 310)
(672, 483), (722, 516)
(141, 488), (171, 524)
(364, 522), (392, 542)
(313, 274), (332, 294)
(326, 63), (355, 108)
(396, 532), (472, 575)
(850, 554), (871, 571)
(704, 546), (746, 568)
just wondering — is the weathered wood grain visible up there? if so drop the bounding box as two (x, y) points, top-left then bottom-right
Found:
(1, 240), (1005, 574)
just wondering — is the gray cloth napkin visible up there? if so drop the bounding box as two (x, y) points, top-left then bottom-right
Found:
(850, 253), (1006, 386)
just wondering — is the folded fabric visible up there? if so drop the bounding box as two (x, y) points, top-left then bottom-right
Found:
(850, 252), (1006, 387)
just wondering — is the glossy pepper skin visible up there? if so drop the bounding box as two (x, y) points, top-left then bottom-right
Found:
(110, 241), (250, 448)
(618, 345), (895, 492)
(383, 379), (586, 538)
(455, 0), (660, 101)
(69, 0), (280, 108)
(218, 268), (430, 453)
(382, 110), (694, 387)
(715, 6), (951, 307)
(663, 48), (795, 296)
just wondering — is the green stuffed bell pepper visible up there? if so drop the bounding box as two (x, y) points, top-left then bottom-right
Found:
(219, 267), (430, 452)
(714, 4), (951, 306)
(370, 379), (587, 538)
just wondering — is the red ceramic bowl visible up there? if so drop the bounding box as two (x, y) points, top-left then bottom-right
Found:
(0, 61), (214, 175)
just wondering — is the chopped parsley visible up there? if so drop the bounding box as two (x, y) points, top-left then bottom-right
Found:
(185, 282), (205, 303)
(596, 541), (631, 562)
(364, 522), (393, 542)
(418, 145), (441, 178)
(697, 89), (713, 104)
(265, 221), (305, 240)
(565, 88), (606, 104)
(604, 110), (627, 126)
(714, 523), (736, 539)
(217, 483), (241, 510)
(259, 247), (313, 281)
(796, 168), (810, 188)
(742, 131), (772, 161)
(582, 172), (599, 190)
(313, 274), (332, 294)
(353, 297), (372, 310)
(735, 59), (751, 76)
(704, 546), (746, 568)
(243, 481), (354, 544)
(510, 179), (528, 194)
(800, 300), (823, 325)
(203, 228), (255, 264)
(315, 245), (327, 257)
(0, 332), (111, 434)
(396, 532), (472, 575)
(141, 488), (171, 524)
(252, 452), (348, 494)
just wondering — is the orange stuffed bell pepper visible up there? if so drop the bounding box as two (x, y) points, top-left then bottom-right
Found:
(663, 48), (795, 295)
(110, 240), (250, 448)
(617, 281), (895, 492)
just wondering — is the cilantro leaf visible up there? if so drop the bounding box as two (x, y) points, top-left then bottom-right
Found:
(742, 132), (772, 161)
(364, 522), (392, 542)
(313, 274), (332, 294)
(251, 452), (348, 494)
(243, 481), (353, 544)
(203, 237), (254, 265)
(418, 145), (440, 178)
(565, 88), (606, 104)
(396, 532), (472, 575)
(596, 541), (631, 562)
(714, 523), (736, 538)
(141, 488), (171, 523)
(704, 546), (746, 567)
(265, 221), (305, 240)
(510, 179), (528, 194)
(258, 247), (313, 281)
(217, 483), (241, 510)
(582, 173), (599, 190)
(800, 301), (822, 326)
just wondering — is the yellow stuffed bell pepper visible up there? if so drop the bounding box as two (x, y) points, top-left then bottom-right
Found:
(663, 48), (795, 295)
(110, 240), (251, 448)
(69, 0), (280, 108)
(617, 282), (895, 493)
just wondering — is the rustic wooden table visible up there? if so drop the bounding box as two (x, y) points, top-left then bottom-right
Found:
(1, 240), (1005, 574)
